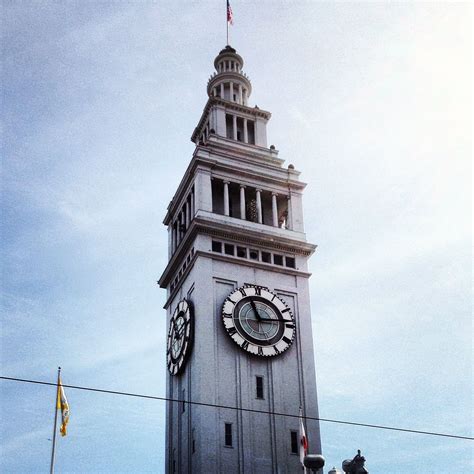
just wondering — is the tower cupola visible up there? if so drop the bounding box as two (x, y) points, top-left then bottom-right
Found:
(192, 46), (271, 147)
(207, 45), (252, 105)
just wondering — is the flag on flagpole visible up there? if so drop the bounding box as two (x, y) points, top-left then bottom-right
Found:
(227, 0), (234, 25)
(57, 378), (70, 437)
(299, 407), (308, 466)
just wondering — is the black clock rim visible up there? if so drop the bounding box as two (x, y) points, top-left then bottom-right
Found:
(221, 286), (296, 355)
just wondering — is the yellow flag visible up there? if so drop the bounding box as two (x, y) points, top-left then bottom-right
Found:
(57, 378), (70, 437)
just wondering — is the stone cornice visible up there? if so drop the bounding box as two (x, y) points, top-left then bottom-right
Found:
(161, 250), (198, 309)
(161, 250), (312, 310)
(195, 214), (316, 255)
(159, 220), (198, 287)
(159, 213), (317, 288)
(205, 135), (285, 165)
(203, 139), (306, 188)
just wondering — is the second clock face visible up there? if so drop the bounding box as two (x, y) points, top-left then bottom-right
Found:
(222, 285), (295, 357)
(167, 299), (193, 376)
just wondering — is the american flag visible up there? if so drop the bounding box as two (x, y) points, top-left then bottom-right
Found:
(227, 0), (234, 25)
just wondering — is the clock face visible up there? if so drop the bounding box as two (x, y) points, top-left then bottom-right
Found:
(167, 299), (193, 375)
(222, 285), (295, 357)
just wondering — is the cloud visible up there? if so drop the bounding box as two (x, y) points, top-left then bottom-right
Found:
(1, 2), (471, 473)
(1, 428), (51, 457)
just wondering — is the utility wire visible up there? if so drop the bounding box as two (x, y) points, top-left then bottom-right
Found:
(1, 375), (472, 441)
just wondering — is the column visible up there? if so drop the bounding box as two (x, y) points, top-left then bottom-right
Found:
(220, 83), (224, 98)
(272, 193), (278, 227)
(256, 189), (262, 224)
(223, 181), (230, 216)
(243, 89), (248, 105)
(185, 199), (190, 228)
(287, 195), (292, 230)
(171, 225), (174, 253)
(232, 114), (237, 140)
(172, 222), (177, 251)
(177, 212), (182, 243)
(190, 188), (195, 221)
(238, 84), (243, 104)
(243, 118), (248, 143)
(230, 82), (234, 102)
(168, 226), (172, 257)
(240, 185), (246, 220)
(195, 170), (212, 212)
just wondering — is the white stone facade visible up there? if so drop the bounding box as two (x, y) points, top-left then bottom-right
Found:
(159, 46), (321, 474)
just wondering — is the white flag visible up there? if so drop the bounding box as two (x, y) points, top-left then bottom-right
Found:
(299, 407), (308, 466)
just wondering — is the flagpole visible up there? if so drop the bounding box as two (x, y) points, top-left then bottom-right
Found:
(50, 366), (61, 474)
(226, 1), (229, 45)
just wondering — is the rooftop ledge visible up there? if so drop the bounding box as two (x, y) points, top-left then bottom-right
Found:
(196, 210), (309, 244)
(202, 134), (285, 166)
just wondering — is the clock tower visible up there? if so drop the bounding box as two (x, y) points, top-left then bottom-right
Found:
(159, 46), (322, 473)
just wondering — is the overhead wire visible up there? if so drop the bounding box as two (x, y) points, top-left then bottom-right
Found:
(1, 375), (472, 441)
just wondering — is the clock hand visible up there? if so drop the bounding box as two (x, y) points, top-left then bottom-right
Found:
(249, 298), (262, 321)
(258, 317), (293, 322)
(173, 324), (184, 341)
(176, 326), (186, 339)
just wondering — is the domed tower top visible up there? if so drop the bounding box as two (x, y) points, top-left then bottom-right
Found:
(207, 45), (252, 105)
(213, 45), (243, 70)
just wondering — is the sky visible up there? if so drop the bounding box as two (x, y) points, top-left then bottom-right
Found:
(1, 1), (472, 472)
